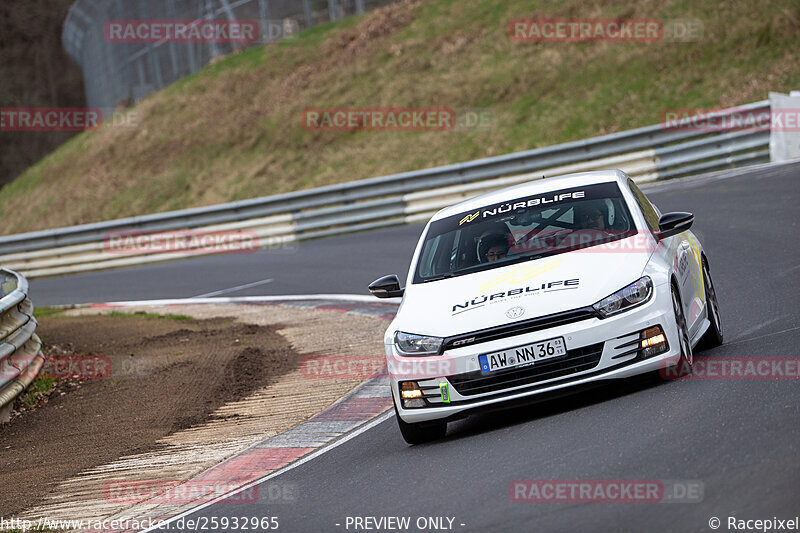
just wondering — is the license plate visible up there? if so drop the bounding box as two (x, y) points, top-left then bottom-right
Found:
(479, 337), (567, 373)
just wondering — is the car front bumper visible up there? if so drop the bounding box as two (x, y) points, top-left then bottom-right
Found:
(388, 282), (681, 424)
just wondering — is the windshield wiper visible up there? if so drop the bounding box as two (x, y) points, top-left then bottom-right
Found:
(422, 273), (456, 283)
(522, 252), (551, 262)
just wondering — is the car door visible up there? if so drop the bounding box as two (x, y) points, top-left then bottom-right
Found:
(627, 179), (696, 327)
(674, 233), (697, 324)
(680, 231), (705, 335)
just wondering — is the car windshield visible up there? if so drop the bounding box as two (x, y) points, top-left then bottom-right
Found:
(413, 181), (637, 283)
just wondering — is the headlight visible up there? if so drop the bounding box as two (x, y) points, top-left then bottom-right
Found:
(593, 276), (653, 318)
(394, 331), (443, 356)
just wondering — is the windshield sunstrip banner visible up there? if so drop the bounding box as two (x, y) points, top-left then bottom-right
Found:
(430, 182), (623, 234)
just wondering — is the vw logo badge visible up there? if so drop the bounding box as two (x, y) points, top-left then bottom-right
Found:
(506, 306), (525, 319)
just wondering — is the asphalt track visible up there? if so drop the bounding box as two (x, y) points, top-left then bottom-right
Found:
(32, 162), (800, 532)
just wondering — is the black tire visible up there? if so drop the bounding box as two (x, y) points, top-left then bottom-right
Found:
(394, 402), (446, 445)
(663, 284), (693, 379)
(696, 258), (724, 350)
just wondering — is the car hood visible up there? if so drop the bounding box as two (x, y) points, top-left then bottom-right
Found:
(394, 244), (653, 338)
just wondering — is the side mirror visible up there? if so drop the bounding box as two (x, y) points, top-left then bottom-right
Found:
(368, 274), (405, 299)
(657, 212), (694, 240)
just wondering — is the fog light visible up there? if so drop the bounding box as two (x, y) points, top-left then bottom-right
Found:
(400, 381), (425, 407)
(642, 334), (665, 348)
(400, 381), (422, 399)
(640, 326), (668, 358)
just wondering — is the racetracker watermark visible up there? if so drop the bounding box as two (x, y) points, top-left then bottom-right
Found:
(661, 108), (800, 132)
(1, 108), (141, 131)
(104, 230), (261, 255)
(0, 517), (165, 533)
(508, 18), (703, 42)
(104, 480), (260, 504)
(41, 355), (112, 380)
(1, 354), (112, 381)
(509, 479), (704, 503)
(303, 108), (454, 132)
(661, 357), (800, 381)
(506, 229), (660, 255)
(104, 19), (259, 43)
(301, 108), (494, 132)
(300, 355), (469, 380)
(301, 355), (386, 380)
(388, 354), (460, 380)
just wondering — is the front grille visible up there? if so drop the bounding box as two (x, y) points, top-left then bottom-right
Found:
(441, 307), (598, 353)
(448, 342), (604, 396)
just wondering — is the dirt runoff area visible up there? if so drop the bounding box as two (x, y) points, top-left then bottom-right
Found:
(0, 312), (297, 517)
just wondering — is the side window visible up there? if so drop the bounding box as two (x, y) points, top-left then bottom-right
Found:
(628, 179), (660, 232)
(417, 235), (442, 278)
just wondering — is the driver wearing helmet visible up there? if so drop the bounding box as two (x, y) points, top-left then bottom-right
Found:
(574, 201), (608, 230)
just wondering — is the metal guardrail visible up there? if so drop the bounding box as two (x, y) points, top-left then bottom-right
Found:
(0, 100), (771, 278)
(0, 269), (44, 422)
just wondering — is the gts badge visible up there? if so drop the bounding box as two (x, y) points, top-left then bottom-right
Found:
(452, 337), (476, 347)
(459, 210), (480, 225)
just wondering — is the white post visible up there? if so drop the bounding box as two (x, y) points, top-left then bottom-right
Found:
(769, 91), (800, 162)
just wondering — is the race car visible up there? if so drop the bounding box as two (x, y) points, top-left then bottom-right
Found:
(368, 169), (723, 444)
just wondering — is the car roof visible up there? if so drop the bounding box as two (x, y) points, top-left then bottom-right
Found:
(430, 169), (629, 221)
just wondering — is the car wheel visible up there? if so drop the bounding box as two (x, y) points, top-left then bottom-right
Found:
(666, 285), (693, 378)
(696, 258), (724, 350)
(394, 402), (446, 445)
